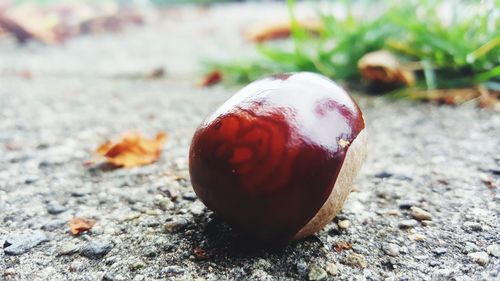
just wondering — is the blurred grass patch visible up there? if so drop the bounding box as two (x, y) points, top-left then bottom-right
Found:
(212, 0), (499, 99)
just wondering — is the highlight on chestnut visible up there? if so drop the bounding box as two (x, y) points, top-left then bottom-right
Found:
(189, 72), (367, 242)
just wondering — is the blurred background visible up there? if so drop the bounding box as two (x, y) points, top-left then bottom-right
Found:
(1, 0), (498, 105)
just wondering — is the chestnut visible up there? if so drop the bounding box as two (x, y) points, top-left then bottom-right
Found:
(189, 72), (367, 242)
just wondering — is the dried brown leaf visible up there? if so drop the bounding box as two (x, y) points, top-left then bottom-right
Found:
(198, 70), (223, 87)
(96, 132), (167, 168)
(334, 241), (352, 252)
(408, 88), (480, 105)
(193, 247), (209, 260)
(246, 18), (322, 43)
(69, 218), (96, 235)
(478, 87), (500, 110)
(358, 50), (415, 87)
(0, 3), (143, 44)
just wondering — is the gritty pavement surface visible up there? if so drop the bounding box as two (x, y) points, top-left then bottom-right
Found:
(0, 3), (499, 281)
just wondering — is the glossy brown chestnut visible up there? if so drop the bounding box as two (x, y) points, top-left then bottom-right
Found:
(189, 72), (367, 242)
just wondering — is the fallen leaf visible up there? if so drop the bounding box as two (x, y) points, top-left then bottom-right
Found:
(406, 88), (480, 105)
(96, 132), (167, 167)
(246, 18), (322, 43)
(358, 50), (415, 87)
(0, 14), (39, 43)
(0, 3), (143, 44)
(69, 218), (96, 235)
(198, 70), (222, 87)
(193, 247), (209, 260)
(478, 86), (500, 110)
(334, 241), (352, 252)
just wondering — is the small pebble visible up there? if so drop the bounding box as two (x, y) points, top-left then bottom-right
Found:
(296, 260), (308, 276)
(3, 230), (48, 255)
(408, 233), (426, 241)
(398, 201), (418, 210)
(157, 198), (173, 211)
(57, 242), (80, 256)
(162, 265), (184, 277)
(462, 242), (479, 254)
(129, 260), (146, 271)
(140, 217), (160, 227)
(253, 258), (272, 270)
(142, 245), (159, 258)
(410, 207), (432, 221)
(487, 244), (499, 257)
(468, 252), (489, 266)
(163, 218), (189, 233)
(344, 253), (367, 268)
(80, 240), (113, 259)
(338, 220), (350, 229)
(47, 201), (67, 215)
(463, 221), (483, 232)
(308, 264), (327, 281)
(69, 260), (85, 272)
(189, 202), (206, 216)
(71, 190), (90, 197)
(375, 171), (393, 178)
(24, 175), (39, 184)
(382, 243), (400, 257)
(4, 268), (15, 276)
(103, 272), (126, 281)
(433, 247), (447, 256)
(351, 244), (368, 255)
(399, 219), (418, 229)
(386, 209), (400, 216)
(325, 262), (338, 276)
(182, 191), (197, 201)
(421, 220), (433, 226)
(428, 260), (440, 267)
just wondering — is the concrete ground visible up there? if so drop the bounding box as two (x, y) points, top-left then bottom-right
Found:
(0, 3), (499, 281)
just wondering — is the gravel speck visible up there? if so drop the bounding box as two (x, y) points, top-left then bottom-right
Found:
(408, 233), (425, 241)
(344, 253), (367, 268)
(421, 220), (433, 226)
(4, 268), (16, 277)
(463, 221), (483, 232)
(80, 240), (113, 259)
(103, 272), (126, 281)
(24, 175), (39, 184)
(487, 244), (499, 257)
(182, 191), (197, 201)
(308, 264), (327, 281)
(468, 252), (489, 266)
(399, 219), (418, 229)
(325, 262), (338, 276)
(382, 243), (400, 257)
(296, 260), (308, 276)
(129, 260), (146, 271)
(338, 220), (350, 229)
(156, 197), (173, 211)
(374, 171), (393, 178)
(410, 206), (432, 221)
(189, 201), (206, 216)
(433, 247), (448, 256)
(47, 201), (67, 215)
(462, 242), (479, 254)
(163, 217), (189, 233)
(162, 266), (185, 277)
(3, 230), (48, 255)
(69, 260), (85, 272)
(57, 242), (80, 256)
